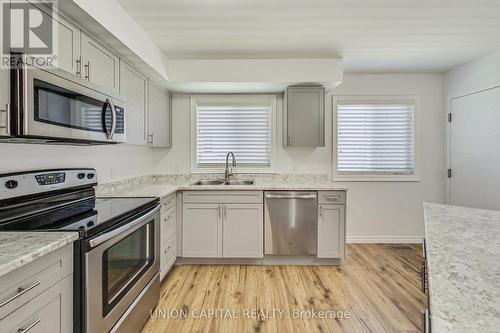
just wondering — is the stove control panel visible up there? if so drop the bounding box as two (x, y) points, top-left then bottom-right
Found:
(35, 172), (66, 185)
(0, 169), (98, 201)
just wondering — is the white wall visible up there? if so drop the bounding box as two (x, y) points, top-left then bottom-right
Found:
(445, 50), (500, 98)
(154, 74), (447, 242)
(0, 144), (156, 184)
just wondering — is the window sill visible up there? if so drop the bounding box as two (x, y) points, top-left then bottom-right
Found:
(333, 176), (420, 182)
(192, 168), (276, 174)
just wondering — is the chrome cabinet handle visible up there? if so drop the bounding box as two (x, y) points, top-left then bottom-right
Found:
(325, 196), (340, 202)
(148, 132), (154, 145)
(105, 98), (117, 140)
(0, 281), (40, 308)
(76, 56), (82, 77)
(17, 318), (41, 333)
(84, 60), (90, 80)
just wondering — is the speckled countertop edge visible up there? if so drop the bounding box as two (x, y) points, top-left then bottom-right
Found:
(0, 232), (79, 277)
(423, 202), (500, 333)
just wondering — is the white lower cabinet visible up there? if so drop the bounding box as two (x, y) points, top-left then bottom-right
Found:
(160, 194), (177, 279)
(0, 275), (73, 333)
(182, 191), (264, 259)
(223, 204), (263, 258)
(182, 204), (222, 258)
(317, 204), (345, 258)
(0, 244), (73, 333)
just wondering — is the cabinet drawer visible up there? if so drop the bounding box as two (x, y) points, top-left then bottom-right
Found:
(318, 191), (346, 205)
(161, 193), (176, 211)
(183, 191), (263, 204)
(0, 244), (72, 320)
(0, 274), (72, 333)
(161, 206), (176, 239)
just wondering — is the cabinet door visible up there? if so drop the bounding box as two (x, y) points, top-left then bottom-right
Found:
(284, 86), (325, 147)
(55, 14), (81, 76)
(223, 204), (263, 258)
(148, 80), (172, 147)
(317, 204), (345, 258)
(182, 204), (222, 258)
(25, 2), (80, 76)
(0, 275), (73, 333)
(120, 61), (148, 145)
(0, 69), (8, 136)
(81, 32), (120, 91)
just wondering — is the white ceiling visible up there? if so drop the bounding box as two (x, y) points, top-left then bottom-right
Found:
(117, 0), (500, 73)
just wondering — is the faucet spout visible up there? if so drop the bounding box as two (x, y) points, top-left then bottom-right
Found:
(225, 152), (237, 181)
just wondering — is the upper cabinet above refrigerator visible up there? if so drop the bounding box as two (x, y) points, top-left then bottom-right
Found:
(283, 85), (325, 148)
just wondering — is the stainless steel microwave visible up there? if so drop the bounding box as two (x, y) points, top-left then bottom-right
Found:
(1, 56), (126, 144)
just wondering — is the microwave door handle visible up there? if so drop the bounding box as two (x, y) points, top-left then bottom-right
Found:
(105, 98), (117, 140)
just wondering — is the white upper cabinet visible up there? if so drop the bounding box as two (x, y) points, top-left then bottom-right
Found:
(120, 60), (148, 145)
(0, 69), (8, 136)
(81, 32), (120, 92)
(283, 85), (325, 147)
(148, 80), (172, 147)
(55, 14), (81, 76)
(223, 204), (263, 258)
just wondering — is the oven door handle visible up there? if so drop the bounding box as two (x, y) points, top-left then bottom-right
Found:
(88, 204), (160, 249)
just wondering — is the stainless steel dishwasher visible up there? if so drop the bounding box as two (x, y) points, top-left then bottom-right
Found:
(264, 191), (317, 255)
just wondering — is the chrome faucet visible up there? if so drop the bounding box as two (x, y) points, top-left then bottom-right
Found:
(225, 152), (237, 182)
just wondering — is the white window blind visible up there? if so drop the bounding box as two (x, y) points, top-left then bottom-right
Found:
(196, 105), (271, 166)
(337, 102), (414, 175)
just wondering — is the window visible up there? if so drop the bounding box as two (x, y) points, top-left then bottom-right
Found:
(336, 100), (415, 177)
(192, 95), (275, 171)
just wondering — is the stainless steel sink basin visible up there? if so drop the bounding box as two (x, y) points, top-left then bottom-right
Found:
(192, 179), (226, 185)
(225, 180), (254, 185)
(191, 179), (254, 186)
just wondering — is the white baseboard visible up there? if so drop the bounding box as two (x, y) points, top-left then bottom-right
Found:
(347, 236), (423, 244)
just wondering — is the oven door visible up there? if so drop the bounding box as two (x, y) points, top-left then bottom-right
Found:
(14, 62), (126, 143)
(85, 205), (160, 333)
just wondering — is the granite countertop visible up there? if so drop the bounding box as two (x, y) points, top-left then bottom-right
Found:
(0, 232), (79, 277)
(423, 202), (500, 333)
(101, 181), (348, 198)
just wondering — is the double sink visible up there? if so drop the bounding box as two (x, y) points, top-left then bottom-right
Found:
(192, 179), (254, 186)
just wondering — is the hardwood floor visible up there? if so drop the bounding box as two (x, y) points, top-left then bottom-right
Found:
(141, 244), (426, 333)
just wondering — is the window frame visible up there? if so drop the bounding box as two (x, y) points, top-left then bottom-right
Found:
(333, 95), (420, 182)
(191, 94), (277, 174)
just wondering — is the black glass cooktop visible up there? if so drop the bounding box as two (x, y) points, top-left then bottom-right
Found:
(0, 194), (158, 239)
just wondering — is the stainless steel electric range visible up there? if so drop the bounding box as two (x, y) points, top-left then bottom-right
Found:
(0, 168), (160, 333)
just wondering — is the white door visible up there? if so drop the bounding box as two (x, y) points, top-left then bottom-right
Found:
(182, 204), (222, 258)
(223, 204), (263, 258)
(81, 33), (120, 91)
(449, 86), (500, 210)
(317, 205), (345, 258)
(120, 61), (148, 145)
(148, 80), (172, 147)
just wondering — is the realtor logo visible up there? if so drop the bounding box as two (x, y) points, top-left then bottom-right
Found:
(1, 0), (58, 68)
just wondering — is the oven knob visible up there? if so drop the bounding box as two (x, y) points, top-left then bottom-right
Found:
(77, 173), (85, 179)
(86, 221), (94, 227)
(5, 180), (18, 189)
(78, 225), (85, 230)
(87, 173), (95, 179)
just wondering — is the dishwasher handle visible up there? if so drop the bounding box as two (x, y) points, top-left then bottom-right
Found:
(265, 193), (317, 200)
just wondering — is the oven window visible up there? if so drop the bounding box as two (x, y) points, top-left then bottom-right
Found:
(102, 222), (154, 315)
(33, 79), (124, 134)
